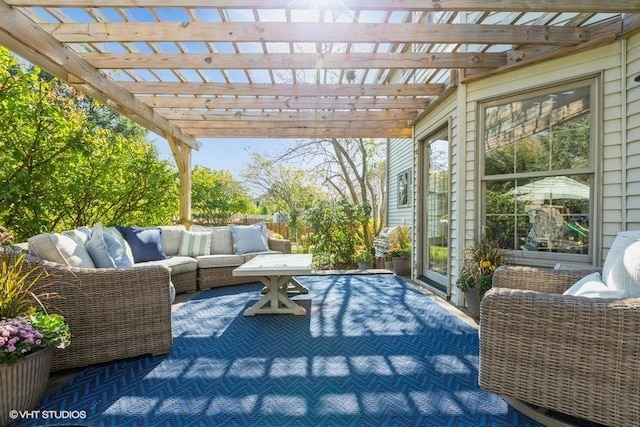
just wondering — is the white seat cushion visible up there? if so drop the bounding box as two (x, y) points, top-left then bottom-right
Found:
(242, 250), (282, 263)
(138, 256), (197, 275)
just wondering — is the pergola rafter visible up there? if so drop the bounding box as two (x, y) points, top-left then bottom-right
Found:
(0, 1), (638, 141)
(1, 0), (639, 223)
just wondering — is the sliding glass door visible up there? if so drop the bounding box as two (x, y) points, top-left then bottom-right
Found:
(422, 128), (450, 289)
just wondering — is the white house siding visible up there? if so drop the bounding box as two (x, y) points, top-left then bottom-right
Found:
(408, 39), (633, 303)
(625, 33), (640, 234)
(387, 137), (413, 226)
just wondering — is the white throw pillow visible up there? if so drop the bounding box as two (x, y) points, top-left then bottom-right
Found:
(211, 227), (234, 254)
(563, 272), (626, 298)
(178, 231), (212, 257)
(601, 231), (640, 298)
(28, 233), (95, 268)
(62, 226), (93, 246)
(230, 224), (270, 255)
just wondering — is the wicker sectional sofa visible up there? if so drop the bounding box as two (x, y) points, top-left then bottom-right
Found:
(24, 222), (291, 372)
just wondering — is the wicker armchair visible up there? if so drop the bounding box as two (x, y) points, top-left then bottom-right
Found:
(478, 265), (640, 427)
(25, 255), (173, 372)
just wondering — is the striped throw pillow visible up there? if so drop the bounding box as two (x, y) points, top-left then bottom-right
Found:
(178, 231), (212, 256)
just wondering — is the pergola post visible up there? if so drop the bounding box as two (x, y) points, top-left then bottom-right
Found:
(166, 135), (192, 229)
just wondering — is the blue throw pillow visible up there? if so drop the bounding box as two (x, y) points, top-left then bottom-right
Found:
(116, 226), (167, 263)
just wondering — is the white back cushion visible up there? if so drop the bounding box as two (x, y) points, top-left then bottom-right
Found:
(210, 227), (234, 254)
(157, 225), (185, 256)
(563, 272), (626, 298)
(62, 226), (93, 246)
(602, 230), (640, 298)
(28, 233), (95, 268)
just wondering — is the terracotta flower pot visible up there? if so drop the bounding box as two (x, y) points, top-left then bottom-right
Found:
(0, 348), (52, 426)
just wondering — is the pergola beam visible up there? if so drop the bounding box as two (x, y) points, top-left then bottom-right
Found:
(160, 110), (419, 121)
(6, 0), (639, 13)
(84, 52), (507, 71)
(45, 22), (591, 45)
(186, 127), (412, 138)
(121, 82), (444, 97)
(146, 97), (431, 110)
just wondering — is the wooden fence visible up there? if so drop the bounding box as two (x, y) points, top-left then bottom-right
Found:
(192, 217), (309, 242)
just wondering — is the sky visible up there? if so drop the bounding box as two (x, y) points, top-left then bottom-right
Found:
(149, 135), (301, 179)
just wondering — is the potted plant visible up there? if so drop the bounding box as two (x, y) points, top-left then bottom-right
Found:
(388, 225), (411, 276)
(455, 232), (509, 319)
(354, 246), (374, 270)
(0, 226), (71, 426)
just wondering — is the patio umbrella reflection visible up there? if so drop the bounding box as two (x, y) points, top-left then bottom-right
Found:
(513, 176), (589, 202)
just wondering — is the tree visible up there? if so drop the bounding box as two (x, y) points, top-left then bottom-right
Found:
(242, 153), (324, 241)
(191, 166), (254, 225)
(272, 137), (386, 248)
(306, 199), (367, 268)
(0, 48), (179, 240)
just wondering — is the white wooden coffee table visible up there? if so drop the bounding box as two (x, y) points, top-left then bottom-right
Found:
(233, 254), (313, 316)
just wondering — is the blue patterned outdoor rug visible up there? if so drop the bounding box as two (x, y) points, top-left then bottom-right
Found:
(14, 274), (541, 426)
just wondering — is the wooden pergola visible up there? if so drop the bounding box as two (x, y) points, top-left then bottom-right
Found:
(0, 1), (638, 223)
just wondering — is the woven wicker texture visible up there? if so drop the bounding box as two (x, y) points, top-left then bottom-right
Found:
(24, 256), (173, 372)
(198, 265), (267, 289)
(171, 270), (197, 294)
(0, 348), (52, 426)
(198, 236), (293, 290)
(479, 265), (640, 427)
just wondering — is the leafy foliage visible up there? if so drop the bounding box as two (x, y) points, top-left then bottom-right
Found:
(306, 199), (369, 267)
(191, 166), (254, 224)
(0, 226), (71, 365)
(387, 224), (411, 258)
(0, 226), (49, 318)
(456, 233), (510, 297)
(242, 153), (324, 242)
(0, 47), (179, 241)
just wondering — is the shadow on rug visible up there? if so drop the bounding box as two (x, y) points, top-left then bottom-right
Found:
(14, 274), (541, 426)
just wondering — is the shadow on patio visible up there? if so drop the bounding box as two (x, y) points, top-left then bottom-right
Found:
(17, 274), (552, 426)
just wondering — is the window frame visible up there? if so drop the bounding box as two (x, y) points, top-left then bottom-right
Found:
(477, 77), (601, 267)
(397, 169), (411, 208)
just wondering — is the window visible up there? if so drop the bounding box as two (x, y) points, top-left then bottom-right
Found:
(480, 81), (594, 262)
(397, 169), (410, 207)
